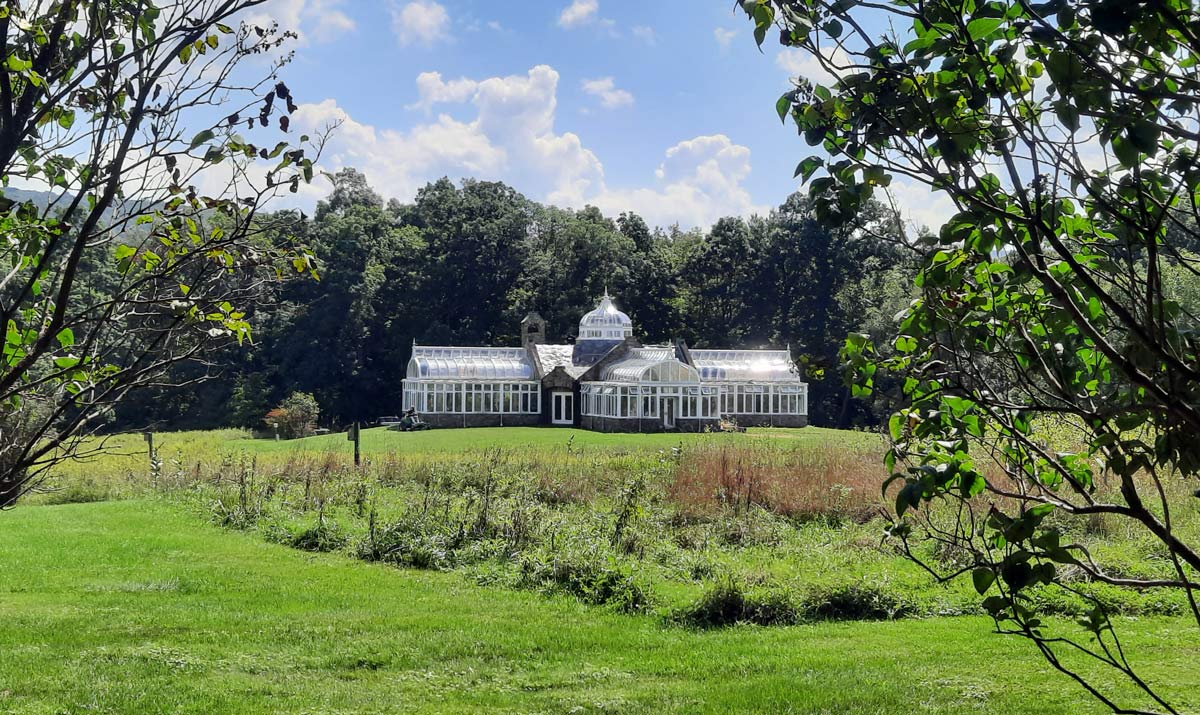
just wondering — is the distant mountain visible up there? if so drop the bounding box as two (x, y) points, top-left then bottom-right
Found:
(1, 187), (158, 226)
(2, 187), (57, 211)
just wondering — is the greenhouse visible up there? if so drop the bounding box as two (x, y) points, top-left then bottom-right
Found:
(401, 295), (808, 432)
(401, 347), (542, 427)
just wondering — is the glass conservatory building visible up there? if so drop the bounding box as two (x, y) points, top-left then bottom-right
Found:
(401, 295), (808, 432)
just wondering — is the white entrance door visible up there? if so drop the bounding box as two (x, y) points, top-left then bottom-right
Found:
(552, 392), (574, 425)
(662, 398), (676, 429)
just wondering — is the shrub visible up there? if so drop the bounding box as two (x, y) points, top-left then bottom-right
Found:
(264, 392), (321, 439)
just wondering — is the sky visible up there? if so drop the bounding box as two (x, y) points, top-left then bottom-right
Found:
(239, 0), (955, 232)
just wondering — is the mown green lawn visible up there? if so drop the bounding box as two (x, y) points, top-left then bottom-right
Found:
(1, 500), (1196, 714)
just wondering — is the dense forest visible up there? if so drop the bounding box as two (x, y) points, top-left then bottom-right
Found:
(109, 168), (921, 431)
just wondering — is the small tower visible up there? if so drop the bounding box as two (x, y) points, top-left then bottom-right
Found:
(521, 312), (547, 346)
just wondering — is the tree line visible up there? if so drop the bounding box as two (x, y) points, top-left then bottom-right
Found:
(112, 168), (920, 431)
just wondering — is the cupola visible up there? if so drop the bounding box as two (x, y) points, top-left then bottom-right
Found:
(577, 293), (632, 342)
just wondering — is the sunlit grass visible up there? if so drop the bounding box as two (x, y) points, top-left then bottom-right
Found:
(1, 500), (1196, 714)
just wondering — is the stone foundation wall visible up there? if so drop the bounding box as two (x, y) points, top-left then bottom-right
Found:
(413, 412), (806, 431)
(580, 416), (718, 433)
(418, 413), (541, 429)
(729, 414), (808, 428)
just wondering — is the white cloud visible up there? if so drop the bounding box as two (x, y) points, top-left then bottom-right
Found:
(558, 0), (598, 28)
(239, 0), (356, 45)
(409, 71), (479, 111)
(884, 178), (957, 234)
(632, 25), (656, 45)
(309, 1), (356, 42)
(776, 46), (852, 86)
(290, 66), (766, 229)
(294, 66), (603, 210)
(581, 77), (634, 109)
(588, 135), (767, 228)
(293, 98), (507, 203)
(391, 0), (450, 47)
(714, 27), (737, 49)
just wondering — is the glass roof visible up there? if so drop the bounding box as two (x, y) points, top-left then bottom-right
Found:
(690, 349), (800, 382)
(408, 346), (535, 381)
(600, 348), (700, 383)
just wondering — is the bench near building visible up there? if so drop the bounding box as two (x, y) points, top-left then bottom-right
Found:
(401, 295), (808, 432)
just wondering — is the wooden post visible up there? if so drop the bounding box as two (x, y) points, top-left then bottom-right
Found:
(347, 422), (361, 467)
(143, 431), (157, 487)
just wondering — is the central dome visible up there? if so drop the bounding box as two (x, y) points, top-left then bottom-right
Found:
(578, 294), (632, 341)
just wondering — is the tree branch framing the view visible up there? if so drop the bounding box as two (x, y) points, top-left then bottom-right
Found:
(0, 1), (324, 507)
(743, 0), (1200, 711)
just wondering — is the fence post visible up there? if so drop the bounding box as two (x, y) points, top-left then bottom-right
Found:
(347, 422), (361, 467)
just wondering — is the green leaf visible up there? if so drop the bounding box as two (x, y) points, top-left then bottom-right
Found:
(1001, 562), (1033, 592)
(189, 129), (216, 150)
(1128, 120), (1160, 155)
(794, 156), (823, 181)
(960, 472), (986, 498)
(1028, 503), (1054, 519)
(1055, 103), (1079, 133)
(752, 3), (774, 47)
(115, 244), (136, 273)
(5, 54), (31, 72)
(776, 93), (792, 124)
(972, 568), (996, 595)
(823, 19), (843, 38)
(1111, 135), (1139, 168)
(178, 43), (192, 64)
(56, 328), (74, 348)
(966, 17), (1003, 41)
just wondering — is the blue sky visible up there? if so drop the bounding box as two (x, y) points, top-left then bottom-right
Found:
(246, 0), (951, 230)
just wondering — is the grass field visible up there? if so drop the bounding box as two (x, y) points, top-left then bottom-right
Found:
(15, 425), (1200, 713)
(44, 425), (879, 479)
(2, 500), (1197, 714)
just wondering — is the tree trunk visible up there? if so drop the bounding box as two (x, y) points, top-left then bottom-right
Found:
(836, 385), (854, 430)
(0, 471), (22, 508)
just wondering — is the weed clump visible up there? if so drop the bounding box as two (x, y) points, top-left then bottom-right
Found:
(275, 519), (349, 553)
(38, 481), (113, 505)
(797, 582), (916, 621)
(516, 552), (650, 613)
(673, 578), (798, 627)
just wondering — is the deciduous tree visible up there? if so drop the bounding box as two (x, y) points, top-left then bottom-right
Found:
(746, 0), (1200, 709)
(0, 1), (321, 505)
